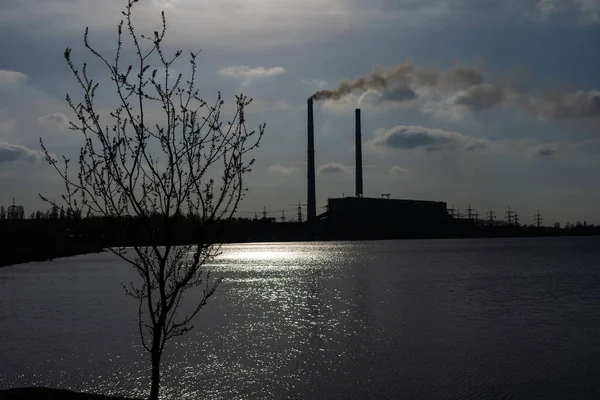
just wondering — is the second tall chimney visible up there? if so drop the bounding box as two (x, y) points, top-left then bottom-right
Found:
(355, 108), (363, 198)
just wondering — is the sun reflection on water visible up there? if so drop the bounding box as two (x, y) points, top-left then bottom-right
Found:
(5, 240), (598, 399)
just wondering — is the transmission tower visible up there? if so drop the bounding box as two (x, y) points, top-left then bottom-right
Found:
(466, 204), (474, 220)
(513, 210), (520, 226)
(447, 204), (456, 219)
(535, 210), (543, 228)
(287, 201), (306, 223)
(505, 206), (513, 225)
(7, 198), (16, 219)
(281, 210), (286, 223)
(486, 207), (496, 226)
(474, 210), (479, 225)
(262, 206), (267, 220)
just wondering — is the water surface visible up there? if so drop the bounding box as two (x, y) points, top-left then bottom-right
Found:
(1, 237), (600, 399)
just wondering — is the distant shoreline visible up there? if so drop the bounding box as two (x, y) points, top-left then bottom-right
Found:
(2, 233), (599, 268)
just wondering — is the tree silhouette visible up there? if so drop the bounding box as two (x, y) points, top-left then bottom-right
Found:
(40, 1), (264, 398)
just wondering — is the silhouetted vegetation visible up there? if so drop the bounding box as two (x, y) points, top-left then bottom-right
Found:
(0, 207), (312, 268)
(35, 0), (264, 398)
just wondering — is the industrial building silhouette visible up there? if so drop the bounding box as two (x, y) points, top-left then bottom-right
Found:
(306, 99), (450, 239)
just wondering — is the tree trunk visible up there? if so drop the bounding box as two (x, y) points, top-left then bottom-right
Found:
(148, 336), (162, 400)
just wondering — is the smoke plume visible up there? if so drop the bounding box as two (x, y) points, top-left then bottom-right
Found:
(310, 59), (600, 124)
(310, 60), (485, 101)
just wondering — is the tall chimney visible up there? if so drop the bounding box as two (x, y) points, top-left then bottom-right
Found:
(307, 98), (317, 222)
(355, 108), (363, 198)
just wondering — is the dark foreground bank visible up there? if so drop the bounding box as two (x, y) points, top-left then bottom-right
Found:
(0, 388), (141, 400)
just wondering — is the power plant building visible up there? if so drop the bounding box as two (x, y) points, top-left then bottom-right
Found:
(307, 100), (450, 239)
(327, 197), (450, 239)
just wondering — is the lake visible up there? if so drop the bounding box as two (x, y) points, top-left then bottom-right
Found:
(1, 237), (600, 399)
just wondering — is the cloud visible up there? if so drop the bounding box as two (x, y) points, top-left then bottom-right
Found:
(528, 90), (600, 120)
(267, 164), (298, 175)
(536, 0), (563, 19)
(388, 165), (410, 177)
(302, 79), (329, 89)
(534, 144), (559, 156)
(0, 0), (455, 52)
(0, 142), (46, 164)
(579, 0), (600, 21)
(373, 125), (491, 152)
(534, 0), (600, 22)
(361, 87), (418, 105)
(0, 70), (27, 85)
(453, 84), (507, 112)
(218, 66), (287, 79)
(318, 163), (349, 174)
(39, 113), (70, 128)
(0, 67), (76, 147)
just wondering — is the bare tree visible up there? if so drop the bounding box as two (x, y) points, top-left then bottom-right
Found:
(40, 1), (264, 399)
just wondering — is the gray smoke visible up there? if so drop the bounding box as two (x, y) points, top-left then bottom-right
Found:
(311, 59), (600, 124)
(310, 60), (485, 101)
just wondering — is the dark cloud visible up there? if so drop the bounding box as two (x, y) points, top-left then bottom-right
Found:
(530, 90), (600, 120)
(376, 87), (418, 103)
(373, 125), (490, 152)
(318, 163), (349, 174)
(464, 140), (491, 152)
(0, 142), (45, 164)
(445, 66), (484, 88)
(376, 128), (447, 149)
(534, 145), (558, 156)
(454, 84), (506, 111)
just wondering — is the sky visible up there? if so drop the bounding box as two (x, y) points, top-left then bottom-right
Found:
(1, 0), (599, 225)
